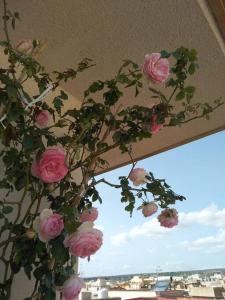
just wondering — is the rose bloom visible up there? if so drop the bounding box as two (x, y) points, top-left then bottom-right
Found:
(129, 168), (148, 186)
(64, 222), (103, 258)
(143, 53), (170, 84)
(79, 207), (98, 222)
(16, 39), (34, 55)
(33, 208), (64, 242)
(151, 114), (164, 134)
(62, 275), (84, 300)
(35, 110), (51, 128)
(158, 208), (178, 228)
(142, 202), (158, 217)
(31, 148), (68, 183)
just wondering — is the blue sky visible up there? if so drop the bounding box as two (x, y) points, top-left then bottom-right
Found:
(79, 130), (225, 277)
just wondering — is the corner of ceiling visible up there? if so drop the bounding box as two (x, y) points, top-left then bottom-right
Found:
(197, 0), (225, 57)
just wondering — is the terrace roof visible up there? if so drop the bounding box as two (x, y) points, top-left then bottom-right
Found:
(1, 0), (225, 172)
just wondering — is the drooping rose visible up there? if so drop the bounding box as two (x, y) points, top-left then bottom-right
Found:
(31, 148), (68, 183)
(33, 208), (64, 242)
(129, 168), (148, 186)
(16, 39), (34, 55)
(143, 53), (170, 84)
(35, 110), (51, 128)
(64, 222), (103, 258)
(62, 275), (84, 300)
(142, 202), (158, 217)
(79, 207), (98, 222)
(151, 114), (164, 134)
(158, 208), (178, 228)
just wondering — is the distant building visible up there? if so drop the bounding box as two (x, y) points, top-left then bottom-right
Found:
(189, 286), (225, 299)
(130, 276), (145, 290)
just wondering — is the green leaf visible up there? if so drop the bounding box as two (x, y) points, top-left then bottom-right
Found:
(185, 86), (195, 94)
(7, 104), (24, 121)
(60, 90), (68, 100)
(188, 63), (196, 75)
(15, 175), (26, 191)
(176, 90), (185, 101)
(89, 81), (104, 93)
(160, 50), (170, 58)
(53, 97), (63, 114)
(51, 239), (69, 264)
(64, 222), (77, 234)
(42, 288), (56, 300)
(22, 135), (34, 150)
(33, 266), (46, 280)
(2, 205), (13, 214)
(7, 84), (18, 99)
(188, 49), (198, 61)
(116, 74), (131, 84)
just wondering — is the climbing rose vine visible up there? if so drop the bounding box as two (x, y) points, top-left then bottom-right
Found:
(0, 1), (224, 299)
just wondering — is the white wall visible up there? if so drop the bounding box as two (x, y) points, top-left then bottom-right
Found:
(108, 290), (156, 300)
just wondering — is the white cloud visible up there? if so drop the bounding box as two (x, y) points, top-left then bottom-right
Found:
(111, 204), (225, 246)
(111, 218), (169, 246)
(179, 204), (225, 228)
(181, 229), (225, 253)
(111, 232), (128, 246)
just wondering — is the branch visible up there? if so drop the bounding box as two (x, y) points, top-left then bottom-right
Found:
(2, 0), (11, 47)
(93, 178), (146, 193)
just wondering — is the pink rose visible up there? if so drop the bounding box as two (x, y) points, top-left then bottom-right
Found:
(16, 39), (34, 55)
(142, 202), (158, 217)
(129, 168), (148, 186)
(33, 208), (64, 242)
(31, 148), (68, 183)
(158, 208), (178, 228)
(35, 110), (51, 128)
(62, 275), (84, 300)
(151, 114), (164, 134)
(79, 207), (98, 222)
(64, 222), (103, 258)
(143, 53), (170, 84)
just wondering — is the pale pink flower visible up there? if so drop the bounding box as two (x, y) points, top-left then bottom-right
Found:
(16, 39), (34, 55)
(64, 222), (103, 258)
(158, 208), (178, 228)
(31, 148), (68, 183)
(79, 207), (98, 222)
(129, 168), (148, 186)
(35, 110), (51, 128)
(151, 114), (164, 134)
(62, 275), (84, 300)
(33, 208), (64, 242)
(142, 202), (158, 217)
(143, 53), (170, 84)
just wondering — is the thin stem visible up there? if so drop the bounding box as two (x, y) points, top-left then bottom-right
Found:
(14, 159), (30, 224)
(126, 146), (137, 179)
(2, 0), (11, 46)
(168, 85), (178, 103)
(93, 178), (148, 193)
(30, 279), (39, 298)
